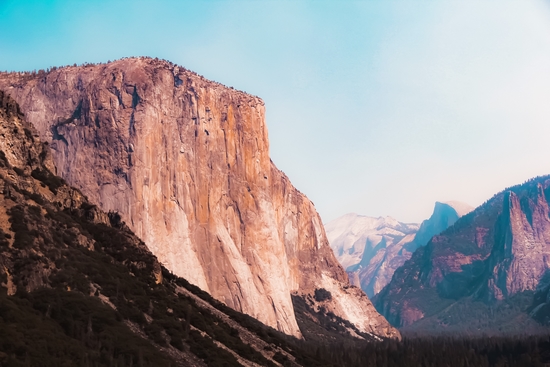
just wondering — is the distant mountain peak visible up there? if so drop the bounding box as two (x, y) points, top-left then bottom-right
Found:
(328, 200), (471, 298)
(437, 200), (474, 217)
(375, 175), (550, 335)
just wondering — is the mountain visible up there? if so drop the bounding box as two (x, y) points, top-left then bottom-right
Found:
(0, 90), (264, 366)
(3, 90), (550, 367)
(327, 201), (472, 298)
(374, 176), (550, 335)
(412, 201), (474, 255)
(0, 89), (407, 366)
(0, 58), (398, 340)
(326, 214), (419, 297)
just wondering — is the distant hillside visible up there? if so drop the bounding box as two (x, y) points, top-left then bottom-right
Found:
(327, 214), (418, 297)
(374, 176), (550, 336)
(327, 201), (471, 298)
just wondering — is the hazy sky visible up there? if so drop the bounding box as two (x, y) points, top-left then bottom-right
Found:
(2, 0), (550, 223)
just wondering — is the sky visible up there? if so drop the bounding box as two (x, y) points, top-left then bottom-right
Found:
(1, 0), (550, 223)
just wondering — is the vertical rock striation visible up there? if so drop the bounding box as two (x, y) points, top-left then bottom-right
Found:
(488, 186), (550, 299)
(0, 58), (398, 339)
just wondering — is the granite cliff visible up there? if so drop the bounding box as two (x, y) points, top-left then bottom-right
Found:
(0, 91), (393, 366)
(327, 202), (472, 298)
(0, 58), (398, 339)
(374, 177), (550, 335)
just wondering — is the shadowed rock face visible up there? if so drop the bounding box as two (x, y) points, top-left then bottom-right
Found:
(374, 176), (550, 330)
(0, 58), (399, 339)
(412, 201), (473, 255)
(327, 202), (472, 298)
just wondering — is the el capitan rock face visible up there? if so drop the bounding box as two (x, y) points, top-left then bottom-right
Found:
(374, 176), (550, 334)
(327, 201), (472, 298)
(0, 58), (398, 339)
(0, 93), (395, 366)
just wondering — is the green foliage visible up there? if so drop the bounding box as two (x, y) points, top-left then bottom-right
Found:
(8, 205), (36, 249)
(401, 291), (549, 337)
(292, 294), (374, 344)
(0, 228), (9, 248)
(0, 293), (89, 367)
(23, 128), (33, 141)
(0, 150), (8, 168)
(336, 335), (550, 367)
(2, 179), (280, 366)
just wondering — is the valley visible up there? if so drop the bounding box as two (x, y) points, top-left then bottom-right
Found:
(1, 58), (550, 366)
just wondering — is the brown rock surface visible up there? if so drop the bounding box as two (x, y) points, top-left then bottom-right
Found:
(0, 58), (398, 339)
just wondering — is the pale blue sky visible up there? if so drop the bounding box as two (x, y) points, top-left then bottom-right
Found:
(2, 0), (550, 222)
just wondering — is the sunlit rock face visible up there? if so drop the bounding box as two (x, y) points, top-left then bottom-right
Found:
(374, 176), (550, 329)
(0, 58), (399, 339)
(327, 201), (472, 298)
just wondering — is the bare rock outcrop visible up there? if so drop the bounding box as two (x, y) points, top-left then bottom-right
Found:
(487, 187), (550, 299)
(0, 58), (398, 339)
